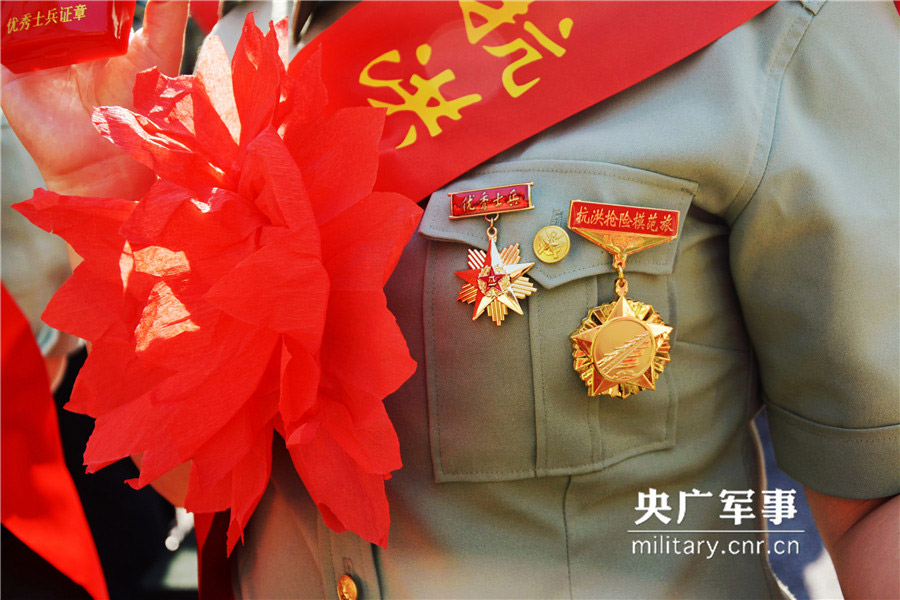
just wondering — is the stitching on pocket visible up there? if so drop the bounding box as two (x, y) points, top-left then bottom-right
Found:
(468, 164), (698, 196)
(426, 241), (445, 476)
(538, 287), (549, 471)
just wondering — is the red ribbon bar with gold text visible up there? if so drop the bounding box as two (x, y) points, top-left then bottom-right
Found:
(294, 1), (776, 202)
(568, 200), (680, 259)
(568, 200), (679, 238)
(449, 182), (533, 219)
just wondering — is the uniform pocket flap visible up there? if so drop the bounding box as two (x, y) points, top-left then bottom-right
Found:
(419, 159), (698, 289)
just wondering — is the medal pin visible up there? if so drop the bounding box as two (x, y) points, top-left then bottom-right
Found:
(567, 200), (679, 398)
(449, 183), (538, 326)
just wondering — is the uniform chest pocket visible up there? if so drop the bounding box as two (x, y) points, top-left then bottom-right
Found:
(419, 159), (698, 483)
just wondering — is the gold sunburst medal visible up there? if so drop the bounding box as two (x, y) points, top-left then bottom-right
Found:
(571, 296), (672, 398)
(567, 199), (681, 398)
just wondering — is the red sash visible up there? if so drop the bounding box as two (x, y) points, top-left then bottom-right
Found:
(201, 2), (775, 597)
(295, 1), (775, 200)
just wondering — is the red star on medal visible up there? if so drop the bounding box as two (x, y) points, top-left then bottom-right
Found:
(455, 239), (537, 326)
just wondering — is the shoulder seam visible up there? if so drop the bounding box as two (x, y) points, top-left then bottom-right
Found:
(724, 5), (817, 226)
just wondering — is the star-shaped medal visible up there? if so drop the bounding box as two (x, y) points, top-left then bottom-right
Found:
(455, 239), (537, 326)
(570, 295), (673, 398)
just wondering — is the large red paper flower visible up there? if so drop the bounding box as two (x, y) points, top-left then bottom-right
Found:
(13, 16), (421, 551)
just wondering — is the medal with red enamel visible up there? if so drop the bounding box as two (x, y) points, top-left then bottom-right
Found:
(451, 183), (537, 326)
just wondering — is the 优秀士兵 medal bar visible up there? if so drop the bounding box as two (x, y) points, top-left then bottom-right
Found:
(449, 182), (534, 219)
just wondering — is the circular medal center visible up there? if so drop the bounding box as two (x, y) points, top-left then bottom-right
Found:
(477, 265), (511, 297)
(591, 317), (656, 383)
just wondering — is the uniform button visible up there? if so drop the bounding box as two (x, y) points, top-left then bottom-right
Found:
(337, 574), (358, 600)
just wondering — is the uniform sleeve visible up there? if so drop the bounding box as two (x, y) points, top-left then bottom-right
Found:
(728, 0), (900, 499)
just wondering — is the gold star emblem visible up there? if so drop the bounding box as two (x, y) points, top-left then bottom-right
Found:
(456, 239), (536, 325)
(571, 296), (673, 397)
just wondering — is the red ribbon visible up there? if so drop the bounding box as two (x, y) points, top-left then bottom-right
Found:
(1, 283), (108, 600)
(296, 1), (776, 201)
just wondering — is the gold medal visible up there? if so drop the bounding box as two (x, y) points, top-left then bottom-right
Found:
(567, 200), (679, 398)
(450, 183), (537, 326)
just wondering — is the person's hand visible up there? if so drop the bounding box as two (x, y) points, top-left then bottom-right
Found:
(1, 0), (189, 201)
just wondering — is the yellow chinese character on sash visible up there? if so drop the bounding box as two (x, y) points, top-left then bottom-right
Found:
(6, 17), (18, 34)
(59, 6), (73, 23)
(460, 0), (573, 99)
(459, 0), (532, 44)
(73, 4), (87, 21)
(360, 43), (482, 149)
(18, 13), (32, 31)
(46, 8), (59, 25)
(484, 19), (573, 98)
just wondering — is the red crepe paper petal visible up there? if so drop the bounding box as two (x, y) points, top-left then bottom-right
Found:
(321, 291), (417, 407)
(273, 19), (290, 67)
(84, 320), (279, 472)
(126, 188), (265, 286)
(41, 266), (126, 341)
(119, 180), (193, 245)
(288, 108), (384, 228)
(12, 190), (135, 268)
(319, 397), (401, 476)
(274, 49), (328, 135)
(279, 338), (321, 429)
(185, 467), (232, 515)
(14, 14), (422, 551)
(92, 107), (220, 189)
(132, 69), (196, 140)
(205, 232), (329, 338)
(191, 403), (278, 496)
(225, 429), (274, 551)
(320, 191), (423, 291)
(135, 280), (203, 350)
(238, 128), (319, 234)
(287, 425), (391, 547)
(232, 19), (283, 148)
(67, 332), (172, 416)
(133, 68), (240, 182)
(195, 36), (240, 144)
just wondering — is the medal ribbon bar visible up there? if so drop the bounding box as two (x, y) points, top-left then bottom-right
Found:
(568, 200), (679, 261)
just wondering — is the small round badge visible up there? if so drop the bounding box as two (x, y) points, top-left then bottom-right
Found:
(533, 225), (570, 264)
